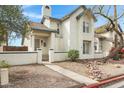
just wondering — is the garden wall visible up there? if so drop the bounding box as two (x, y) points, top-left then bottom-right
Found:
(49, 49), (69, 62)
(94, 52), (108, 58)
(0, 50), (42, 66)
(54, 52), (68, 62)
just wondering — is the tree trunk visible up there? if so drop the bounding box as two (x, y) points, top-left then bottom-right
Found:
(103, 28), (124, 63)
(21, 35), (25, 46)
(5, 32), (8, 46)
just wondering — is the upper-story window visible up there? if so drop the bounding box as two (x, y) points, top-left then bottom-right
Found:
(57, 23), (60, 34)
(83, 21), (89, 33)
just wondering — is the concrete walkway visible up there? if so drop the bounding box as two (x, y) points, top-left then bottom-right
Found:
(45, 64), (98, 85)
(106, 80), (124, 88)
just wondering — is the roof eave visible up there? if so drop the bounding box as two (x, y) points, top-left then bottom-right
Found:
(31, 28), (57, 33)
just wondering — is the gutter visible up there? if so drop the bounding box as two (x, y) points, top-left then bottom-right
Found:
(82, 74), (124, 88)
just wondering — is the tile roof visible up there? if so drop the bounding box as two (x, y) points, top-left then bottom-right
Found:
(30, 22), (57, 33)
(95, 24), (109, 34)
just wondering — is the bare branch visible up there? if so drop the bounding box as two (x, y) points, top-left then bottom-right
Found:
(94, 12), (115, 28)
(114, 11), (124, 21)
(118, 24), (123, 32)
(106, 6), (111, 16)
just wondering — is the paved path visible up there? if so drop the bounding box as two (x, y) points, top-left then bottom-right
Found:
(45, 64), (98, 85)
(106, 80), (124, 88)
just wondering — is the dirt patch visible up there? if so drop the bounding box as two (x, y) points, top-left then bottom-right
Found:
(1, 64), (79, 88)
(54, 61), (124, 81)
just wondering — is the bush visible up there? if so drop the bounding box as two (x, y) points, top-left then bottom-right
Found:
(0, 60), (10, 68)
(110, 47), (124, 60)
(68, 49), (79, 62)
(112, 54), (120, 60)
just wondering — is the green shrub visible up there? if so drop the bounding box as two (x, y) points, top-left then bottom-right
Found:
(0, 60), (10, 68)
(112, 54), (120, 60)
(68, 49), (79, 62)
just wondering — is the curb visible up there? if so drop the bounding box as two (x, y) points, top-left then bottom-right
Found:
(82, 74), (124, 88)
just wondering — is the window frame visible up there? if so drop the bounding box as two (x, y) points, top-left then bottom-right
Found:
(83, 41), (91, 54)
(83, 21), (90, 33)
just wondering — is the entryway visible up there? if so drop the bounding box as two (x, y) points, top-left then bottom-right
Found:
(34, 36), (49, 61)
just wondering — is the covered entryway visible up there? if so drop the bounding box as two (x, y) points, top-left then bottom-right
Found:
(34, 35), (50, 61)
(29, 22), (57, 61)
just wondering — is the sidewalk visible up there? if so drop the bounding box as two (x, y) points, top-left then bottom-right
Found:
(106, 80), (124, 88)
(45, 64), (98, 85)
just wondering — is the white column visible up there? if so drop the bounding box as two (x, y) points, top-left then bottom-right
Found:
(50, 33), (55, 49)
(32, 35), (35, 51)
(37, 48), (42, 64)
(49, 49), (54, 62)
(0, 68), (9, 85)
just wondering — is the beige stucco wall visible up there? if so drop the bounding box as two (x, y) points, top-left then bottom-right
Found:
(0, 52), (38, 65)
(102, 40), (113, 55)
(53, 7), (95, 59)
(44, 18), (51, 28)
(25, 7), (104, 60)
(100, 31), (114, 40)
(77, 10), (95, 59)
(50, 21), (58, 30)
(54, 52), (68, 62)
(61, 19), (71, 51)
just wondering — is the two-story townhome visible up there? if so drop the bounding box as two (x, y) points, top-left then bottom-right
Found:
(24, 5), (100, 60)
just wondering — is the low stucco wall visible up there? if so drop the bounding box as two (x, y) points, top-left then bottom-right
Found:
(94, 52), (108, 58)
(94, 53), (104, 58)
(54, 52), (68, 62)
(0, 52), (38, 65)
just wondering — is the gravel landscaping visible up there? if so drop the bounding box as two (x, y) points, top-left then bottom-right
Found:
(0, 64), (79, 88)
(54, 60), (124, 81)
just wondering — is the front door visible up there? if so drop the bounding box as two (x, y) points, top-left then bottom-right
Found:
(40, 39), (49, 61)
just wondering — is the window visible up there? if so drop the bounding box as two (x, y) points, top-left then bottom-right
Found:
(57, 23), (60, 34)
(83, 41), (91, 54)
(99, 40), (102, 51)
(86, 23), (89, 33)
(83, 21), (89, 33)
(94, 42), (97, 51)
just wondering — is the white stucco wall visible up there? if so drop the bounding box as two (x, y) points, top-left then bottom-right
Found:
(0, 52), (38, 65)
(94, 53), (106, 58)
(56, 7), (95, 59)
(54, 52), (68, 62)
(102, 40), (113, 55)
(44, 18), (51, 28)
(77, 12), (95, 59)
(50, 21), (58, 30)
(61, 19), (71, 51)
(100, 31), (114, 40)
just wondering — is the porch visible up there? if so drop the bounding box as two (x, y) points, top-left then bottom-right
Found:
(31, 30), (55, 61)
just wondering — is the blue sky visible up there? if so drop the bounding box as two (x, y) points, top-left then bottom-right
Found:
(10, 5), (124, 46)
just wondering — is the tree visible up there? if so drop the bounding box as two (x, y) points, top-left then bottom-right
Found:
(0, 5), (30, 46)
(91, 5), (124, 62)
(20, 21), (31, 45)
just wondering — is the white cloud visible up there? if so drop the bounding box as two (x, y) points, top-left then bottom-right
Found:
(23, 12), (41, 19)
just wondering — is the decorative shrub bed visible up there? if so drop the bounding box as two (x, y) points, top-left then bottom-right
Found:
(110, 47), (124, 60)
